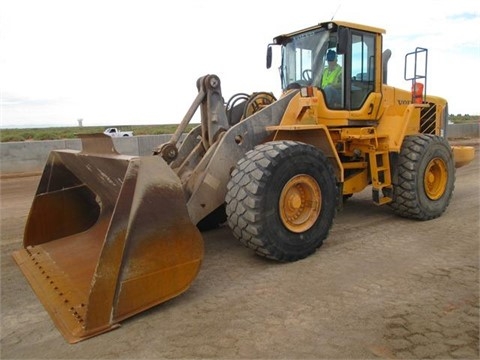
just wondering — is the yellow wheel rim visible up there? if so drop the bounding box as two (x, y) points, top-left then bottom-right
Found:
(279, 175), (321, 233)
(424, 158), (448, 200)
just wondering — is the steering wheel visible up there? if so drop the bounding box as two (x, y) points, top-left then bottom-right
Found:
(302, 69), (312, 82)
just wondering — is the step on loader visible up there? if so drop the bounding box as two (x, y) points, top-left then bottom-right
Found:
(13, 21), (475, 343)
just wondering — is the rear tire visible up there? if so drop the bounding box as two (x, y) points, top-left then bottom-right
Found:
(390, 134), (455, 220)
(225, 141), (337, 261)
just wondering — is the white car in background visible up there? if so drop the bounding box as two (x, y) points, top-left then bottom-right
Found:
(103, 127), (133, 137)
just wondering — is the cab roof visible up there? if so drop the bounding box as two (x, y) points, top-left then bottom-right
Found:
(273, 20), (386, 44)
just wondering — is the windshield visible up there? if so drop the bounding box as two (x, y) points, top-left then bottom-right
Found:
(280, 28), (335, 90)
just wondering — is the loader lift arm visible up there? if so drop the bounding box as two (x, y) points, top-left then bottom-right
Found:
(154, 75), (230, 164)
(153, 74), (291, 225)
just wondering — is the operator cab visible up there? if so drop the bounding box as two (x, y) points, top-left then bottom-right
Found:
(267, 21), (384, 114)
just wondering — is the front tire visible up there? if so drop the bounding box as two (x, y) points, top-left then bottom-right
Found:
(225, 141), (337, 261)
(390, 134), (455, 220)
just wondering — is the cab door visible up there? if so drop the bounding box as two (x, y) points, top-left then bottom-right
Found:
(340, 28), (383, 121)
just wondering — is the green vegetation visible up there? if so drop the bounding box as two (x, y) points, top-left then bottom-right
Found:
(0, 124), (198, 142)
(1, 115), (477, 142)
(448, 114), (479, 124)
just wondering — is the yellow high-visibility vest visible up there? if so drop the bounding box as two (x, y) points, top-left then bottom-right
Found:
(321, 65), (342, 88)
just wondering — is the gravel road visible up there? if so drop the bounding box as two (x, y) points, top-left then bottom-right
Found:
(1, 139), (478, 359)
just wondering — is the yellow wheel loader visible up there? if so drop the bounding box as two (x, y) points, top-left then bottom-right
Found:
(13, 20), (475, 343)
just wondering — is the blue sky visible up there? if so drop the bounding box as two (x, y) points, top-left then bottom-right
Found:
(1, 0), (479, 128)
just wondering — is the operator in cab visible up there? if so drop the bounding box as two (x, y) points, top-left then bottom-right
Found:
(321, 49), (342, 107)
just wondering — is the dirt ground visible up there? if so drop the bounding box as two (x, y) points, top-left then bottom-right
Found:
(1, 139), (479, 359)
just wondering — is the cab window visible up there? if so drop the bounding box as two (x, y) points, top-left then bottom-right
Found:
(350, 33), (375, 109)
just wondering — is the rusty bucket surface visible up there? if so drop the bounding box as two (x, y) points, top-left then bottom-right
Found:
(12, 134), (203, 343)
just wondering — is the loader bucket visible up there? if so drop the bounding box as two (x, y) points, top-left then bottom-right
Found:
(12, 134), (203, 343)
(452, 145), (475, 168)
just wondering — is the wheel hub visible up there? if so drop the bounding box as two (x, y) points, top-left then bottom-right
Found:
(289, 193), (303, 210)
(279, 175), (321, 233)
(424, 157), (448, 200)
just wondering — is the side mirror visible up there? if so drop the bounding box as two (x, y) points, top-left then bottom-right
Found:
(337, 27), (349, 55)
(266, 45), (272, 69)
